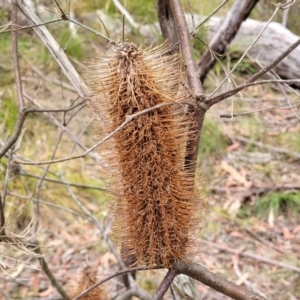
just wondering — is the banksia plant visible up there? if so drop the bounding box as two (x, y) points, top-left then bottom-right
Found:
(85, 41), (201, 268)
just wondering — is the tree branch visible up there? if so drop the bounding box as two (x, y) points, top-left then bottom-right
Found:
(73, 266), (158, 300)
(205, 38), (300, 106)
(151, 269), (178, 300)
(11, 0), (24, 108)
(157, 0), (178, 48)
(17, 0), (87, 97)
(32, 244), (70, 300)
(169, 0), (206, 174)
(0, 109), (27, 159)
(197, 0), (259, 83)
(176, 260), (267, 300)
(14, 100), (193, 166)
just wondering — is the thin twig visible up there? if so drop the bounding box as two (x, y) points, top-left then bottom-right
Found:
(11, 0), (24, 108)
(68, 18), (112, 42)
(18, 1), (87, 97)
(194, 0), (229, 31)
(198, 239), (300, 273)
(232, 257), (269, 299)
(111, 0), (138, 29)
(220, 98), (300, 118)
(209, 3), (281, 99)
(235, 135), (300, 160)
(22, 93), (99, 162)
(1, 18), (63, 33)
(34, 131), (64, 232)
(0, 109), (27, 159)
(197, 0), (259, 83)
(59, 116), (92, 175)
(31, 65), (77, 92)
(15, 101), (191, 165)
(73, 266), (159, 300)
(151, 269), (178, 300)
(20, 172), (107, 192)
(205, 38), (300, 106)
(0, 101), (86, 160)
(33, 244), (71, 300)
(7, 191), (88, 218)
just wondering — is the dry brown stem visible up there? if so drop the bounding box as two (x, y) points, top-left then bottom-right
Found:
(175, 260), (267, 300)
(151, 269), (178, 300)
(11, 0), (24, 108)
(73, 266), (159, 300)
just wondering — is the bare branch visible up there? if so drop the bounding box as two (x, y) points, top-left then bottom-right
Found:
(0, 109), (27, 159)
(209, 2), (281, 98)
(176, 260), (267, 300)
(20, 172), (107, 191)
(15, 101), (193, 165)
(17, 0), (87, 97)
(11, 0), (25, 108)
(199, 239), (300, 273)
(206, 38), (300, 106)
(33, 244), (71, 300)
(197, 0), (259, 83)
(169, 0), (206, 174)
(194, 0), (229, 32)
(1, 18), (63, 33)
(73, 266), (158, 300)
(7, 191), (89, 218)
(31, 65), (77, 92)
(157, 0), (178, 48)
(0, 100), (85, 160)
(151, 269), (178, 300)
(22, 93), (99, 162)
(68, 18), (112, 42)
(112, 0), (138, 29)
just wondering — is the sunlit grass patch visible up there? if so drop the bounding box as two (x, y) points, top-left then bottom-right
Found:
(198, 117), (229, 157)
(0, 92), (19, 134)
(256, 192), (300, 219)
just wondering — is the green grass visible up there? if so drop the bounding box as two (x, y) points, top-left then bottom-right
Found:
(198, 117), (229, 157)
(256, 192), (300, 218)
(237, 192), (300, 220)
(58, 26), (84, 60)
(0, 93), (19, 134)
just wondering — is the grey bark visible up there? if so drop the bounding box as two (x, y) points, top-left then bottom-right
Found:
(197, 0), (259, 83)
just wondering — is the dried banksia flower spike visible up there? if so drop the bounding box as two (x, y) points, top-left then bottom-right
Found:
(85, 41), (201, 268)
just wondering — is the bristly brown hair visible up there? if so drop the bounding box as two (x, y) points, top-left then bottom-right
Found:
(70, 266), (108, 300)
(85, 41), (202, 268)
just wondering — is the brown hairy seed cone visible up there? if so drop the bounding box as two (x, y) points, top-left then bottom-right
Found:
(85, 41), (201, 268)
(70, 266), (108, 300)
